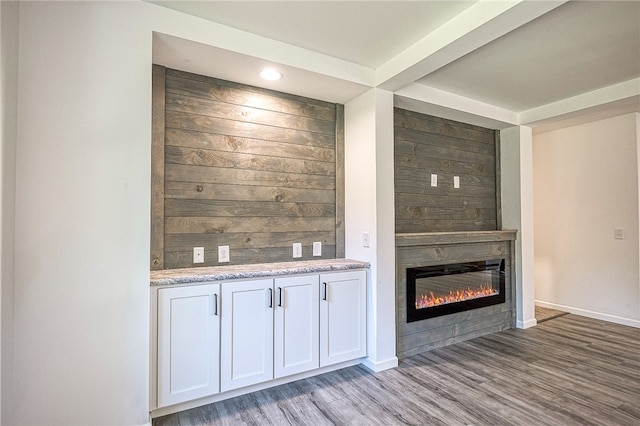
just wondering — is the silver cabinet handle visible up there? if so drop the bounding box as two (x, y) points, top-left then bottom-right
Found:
(278, 287), (283, 307)
(322, 282), (327, 301)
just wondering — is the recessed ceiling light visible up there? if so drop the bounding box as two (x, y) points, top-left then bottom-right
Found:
(259, 68), (284, 81)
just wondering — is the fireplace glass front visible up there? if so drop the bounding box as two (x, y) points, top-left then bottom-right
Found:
(406, 259), (505, 323)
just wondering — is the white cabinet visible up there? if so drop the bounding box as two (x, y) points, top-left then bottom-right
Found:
(320, 270), (367, 367)
(220, 275), (320, 391)
(220, 278), (274, 392)
(153, 267), (367, 415)
(274, 275), (319, 378)
(157, 283), (220, 407)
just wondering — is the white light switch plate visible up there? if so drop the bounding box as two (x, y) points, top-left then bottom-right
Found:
(431, 174), (438, 187)
(363, 232), (370, 248)
(218, 245), (230, 263)
(454, 176), (460, 189)
(313, 241), (322, 256)
(193, 247), (204, 264)
(293, 243), (302, 258)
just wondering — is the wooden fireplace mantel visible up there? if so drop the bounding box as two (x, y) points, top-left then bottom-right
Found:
(395, 230), (517, 247)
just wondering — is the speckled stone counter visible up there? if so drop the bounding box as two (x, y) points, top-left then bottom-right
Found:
(150, 258), (370, 286)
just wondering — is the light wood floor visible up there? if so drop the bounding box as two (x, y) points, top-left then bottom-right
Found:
(154, 314), (640, 425)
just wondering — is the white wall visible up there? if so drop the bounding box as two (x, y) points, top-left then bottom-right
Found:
(1, 1), (19, 423)
(345, 89), (397, 371)
(533, 113), (640, 327)
(501, 126), (537, 328)
(13, 2), (152, 424)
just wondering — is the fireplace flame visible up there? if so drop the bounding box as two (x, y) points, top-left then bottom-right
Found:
(416, 284), (498, 309)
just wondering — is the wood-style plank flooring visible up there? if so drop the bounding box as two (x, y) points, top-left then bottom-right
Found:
(535, 305), (569, 323)
(154, 314), (640, 425)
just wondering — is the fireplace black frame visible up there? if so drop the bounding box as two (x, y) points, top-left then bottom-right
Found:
(406, 259), (506, 323)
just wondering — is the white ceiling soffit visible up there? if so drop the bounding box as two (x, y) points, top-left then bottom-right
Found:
(152, 32), (370, 104)
(528, 95), (640, 135)
(415, 0), (640, 112)
(394, 83), (519, 130)
(519, 79), (640, 134)
(148, 1), (476, 68)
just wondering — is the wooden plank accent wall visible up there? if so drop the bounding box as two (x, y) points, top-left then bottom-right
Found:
(152, 67), (342, 269)
(335, 104), (345, 258)
(150, 65), (165, 270)
(394, 108), (499, 233)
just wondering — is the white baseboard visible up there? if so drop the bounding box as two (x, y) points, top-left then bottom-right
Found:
(517, 318), (537, 329)
(535, 300), (640, 328)
(361, 356), (398, 372)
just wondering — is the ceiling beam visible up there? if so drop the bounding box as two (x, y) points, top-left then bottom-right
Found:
(376, 0), (567, 92)
(519, 78), (640, 125)
(520, 78), (640, 133)
(395, 83), (518, 130)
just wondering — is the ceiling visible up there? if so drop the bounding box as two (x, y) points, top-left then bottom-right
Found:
(149, 0), (640, 131)
(151, 1), (476, 68)
(418, 1), (640, 111)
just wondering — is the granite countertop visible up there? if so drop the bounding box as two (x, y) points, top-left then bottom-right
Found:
(150, 258), (370, 286)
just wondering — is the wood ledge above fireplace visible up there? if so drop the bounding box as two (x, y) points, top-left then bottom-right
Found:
(395, 230), (517, 247)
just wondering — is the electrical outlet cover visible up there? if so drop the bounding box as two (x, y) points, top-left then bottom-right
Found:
(293, 243), (302, 258)
(218, 245), (230, 263)
(313, 241), (322, 256)
(193, 247), (204, 264)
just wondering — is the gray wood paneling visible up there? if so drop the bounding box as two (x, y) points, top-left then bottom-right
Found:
(163, 246), (338, 269)
(165, 70), (336, 121)
(150, 65), (165, 270)
(165, 164), (335, 189)
(495, 130), (503, 230)
(394, 108), (498, 233)
(153, 67), (342, 269)
(164, 181), (334, 203)
(165, 129), (336, 162)
(335, 104), (345, 258)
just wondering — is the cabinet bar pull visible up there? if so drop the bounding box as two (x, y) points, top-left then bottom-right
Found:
(268, 288), (273, 308)
(278, 287), (282, 307)
(213, 294), (218, 316)
(322, 282), (327, 301)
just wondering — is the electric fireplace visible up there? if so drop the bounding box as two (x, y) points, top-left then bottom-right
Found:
(406, 259), (505, 322)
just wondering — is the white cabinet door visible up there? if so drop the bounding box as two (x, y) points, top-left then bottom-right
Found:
(319, 270), (367, 367)
(274, 275), (319, 378)
(220, 278), (274, 392)
(157, 283), (220, 407)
